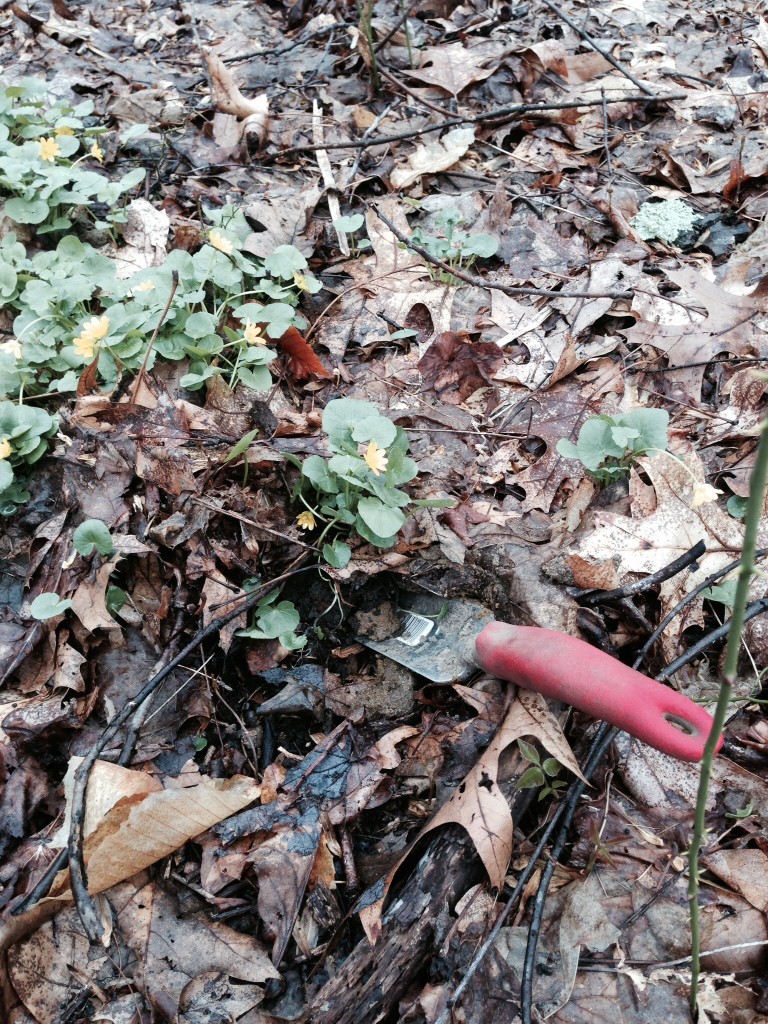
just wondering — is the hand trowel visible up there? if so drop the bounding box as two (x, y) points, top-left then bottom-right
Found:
(358, 593), (721, 762)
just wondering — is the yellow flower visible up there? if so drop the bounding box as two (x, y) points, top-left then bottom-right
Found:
(363, 441), (388, 476)
(293, 271), (311, 291)
(38, 137), (61, 162)
(73, 315), (110, 360)
(691, 482), (723, 507)
(132, 279), (155, 294)
(55, 126), (75, 137)
(0, 438), (11, 460)
(296, 511), (316, 531)
(242, 320), (266, 346)
(89, 141), (104, 163)
(0, 339), (22, 360)
(209, 231), (233, 255)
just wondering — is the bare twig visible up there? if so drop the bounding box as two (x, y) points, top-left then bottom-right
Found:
(435, 725), (615, 1024)
(131, 271), (179, 401)
(539, 0), (655, 96)
(688, 419), (768, 1012)
(635, 549), (768, 665)
(373, 206), (633, 299)
(277, 91), (685, 157)
(62, 565), (318, 941)
(574, 540), (706, 606)
(346, 98), (401, 181)
(118, 601), (189, 767)
(601, 87), (613, 175)
(372, 5), (412, 53)
(628, 355), (768, 373)
(658, 595), (768, 682)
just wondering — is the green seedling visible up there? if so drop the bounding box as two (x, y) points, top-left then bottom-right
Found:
(1, 207), (318, 398)
(409, 208), (499, 285)
(0, 85), (325, 513)
(236, 587), (306, 651)
(29, 592), (72, 620)
(73, 519), (114, 557)
(0, 401), (59, 514)
(517, 738), (567, 801)
(0, 78), (144, 233)
(556, 408), (669, 485)
(332, 214), (371, 257)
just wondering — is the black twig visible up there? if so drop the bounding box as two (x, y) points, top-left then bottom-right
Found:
(627, 356), (768, 374)
(61, 565), (317, 941)
(657, 596), (768, 681)
(539, 0), (655, 96)
(372, 6), (412, 53)
(434, 725), (615, 1024)
(373, 206), (633, 299)
(601, 88), (613, 175)
(11, 848), (68, 915)
(574, 540), (707, 606)
(635, 549), (768, 665)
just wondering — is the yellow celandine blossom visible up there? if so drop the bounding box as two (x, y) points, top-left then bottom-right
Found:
(132, 279), (155, 294)
(293, 271), (311, 292)
(0, 438), (12, 460)
(691, 482), (723, 507)
(55, 126), (75, 137)
(38, 137), (61, 162)
(296, 511), (316, 531)
(242, 320), (266, 346)
(89, 141), (104, 163)
(208, 231), (233, 255)
(364, 441), (388, 476)
(0, 339), (23, 360)
(73, 314), (110, 360)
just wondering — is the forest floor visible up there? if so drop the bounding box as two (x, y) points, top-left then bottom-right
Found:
(1, 1), (768, 1022)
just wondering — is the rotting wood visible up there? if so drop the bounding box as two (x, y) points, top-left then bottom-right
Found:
(308, 761), (538, 1024)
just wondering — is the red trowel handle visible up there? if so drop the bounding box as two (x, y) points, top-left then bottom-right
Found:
(474, 623), (722, 762)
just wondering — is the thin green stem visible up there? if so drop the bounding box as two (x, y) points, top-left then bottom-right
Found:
(688, 417), (768, 1014)
(401, 0), (414, 68)
(356, 0), (381, 92)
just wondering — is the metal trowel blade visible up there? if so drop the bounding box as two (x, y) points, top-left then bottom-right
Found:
(357, 594), (495, 683)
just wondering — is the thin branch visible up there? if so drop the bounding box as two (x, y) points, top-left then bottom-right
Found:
(373, 206), (633, 299)
(434, 724), (615, 1024)
(688, 418), (768, 1012)
(658, 595), (768, 682)
(635, 549), (768, 665)
(539, 0), (655, 95)
(574, 540), (706, 606)
(372, 6), (412, 52)
(63, 565), (318, 941)
(628, 355), (768, 374)
(277, 91), (685, 156)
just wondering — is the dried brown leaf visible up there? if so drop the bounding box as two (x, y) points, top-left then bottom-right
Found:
(48, 758), (260, 899)
(359, 691), (582, 942)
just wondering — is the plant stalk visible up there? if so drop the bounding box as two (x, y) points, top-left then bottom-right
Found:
(688, 417), (768, 1013)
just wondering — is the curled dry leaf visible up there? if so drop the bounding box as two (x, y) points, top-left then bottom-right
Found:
(359, 690), (583, 943)
(390, 128), (475, 190)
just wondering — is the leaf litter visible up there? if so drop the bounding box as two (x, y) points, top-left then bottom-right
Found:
(1, 1), (768, 1022)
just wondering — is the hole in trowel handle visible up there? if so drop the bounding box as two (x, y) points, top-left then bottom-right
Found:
(664, 713), (697, 736)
